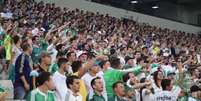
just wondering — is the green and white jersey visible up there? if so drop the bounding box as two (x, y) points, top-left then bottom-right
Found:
(28, 88), (56, 101)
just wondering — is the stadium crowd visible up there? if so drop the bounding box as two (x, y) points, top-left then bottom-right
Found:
(0, 0), (201, 101)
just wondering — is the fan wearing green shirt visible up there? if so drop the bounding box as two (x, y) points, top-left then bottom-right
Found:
(3, 34), (12, 61)
(87, 77), (105, 101)
(104, 57), (142, 99)
(27, 72), (56, 101)
(108, 81), (127, 101)
(32, 36), (44, 65)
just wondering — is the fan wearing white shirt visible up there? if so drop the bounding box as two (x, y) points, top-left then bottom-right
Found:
(81, 61), (100, 99)
(152, 79), (177, 101)
(65, 75), (82, 101)
(53, 58), (70, 101)
(152, 70), (164, 93)
(11, 35), (22, 65)
(9, 35), (22, 82)
(139, 78), (154, 101)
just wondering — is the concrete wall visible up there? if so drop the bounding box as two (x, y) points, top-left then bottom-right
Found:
(35, 0), (201, 34)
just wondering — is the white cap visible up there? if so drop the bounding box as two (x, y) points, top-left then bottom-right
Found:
(76, 50), (87, 58)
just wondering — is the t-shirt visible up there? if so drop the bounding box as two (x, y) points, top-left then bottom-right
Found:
(52, 71), (67, 101)
(72, 72), (87, 101)
(65, 89), (82, 101)
(3, 35), (12, 60)
(81, 71), (107, 101)
(151, 91), (177, 101)
(47, 44), (58, 63)
(31, 45), (42, 65)
(81, 73), (98, 99)
(39, 38), (48, 51)
(151, 82), (162, 94)
(12, 45), (22, 65)
(141, 89), (153, 101)
(27, 88), (55, 101)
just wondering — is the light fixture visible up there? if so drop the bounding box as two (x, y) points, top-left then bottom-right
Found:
(152, 6), (159, 9)
(131, 0), (138, 4)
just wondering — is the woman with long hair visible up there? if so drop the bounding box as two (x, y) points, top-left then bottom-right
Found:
(152, 69), (164, 93)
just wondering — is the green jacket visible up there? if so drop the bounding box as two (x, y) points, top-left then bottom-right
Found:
(104, 65), (142, 98)
(87, 92), (105, 101)
(27, 88), (55, 101)
(108, 95), (127, 101)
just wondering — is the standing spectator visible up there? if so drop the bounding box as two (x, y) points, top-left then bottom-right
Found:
(66, 51), (76, 74)
(152, 70), (163, 93)
(53, 58), (69, 101)
(82, 60), (100, 99)
(33, 52), (51, 88)
(65, 75), (82, 101)
(78, 51), (88, 63)
(99, 60), (111, 72)
(108, 81), (127, 101)
(14, 42), (33, 99)
(37, 52), (51, 73)
(188, 85), (201, 101)
(151, 79), (177, 101)
(3, 23), (12, 61)
(11, 35), (22, 66)
(27, 72), (56, 101)
(8, 35), (22, 82)
(49, 52), (63, 74)
(98, 60), (111, 101)
(87, 77), (105, 101)
(31, 35), (42, 65)
(72, 60), (88, 101)
(123, 72), (151, 101)
(139, 78), (154, 101)
(66, 51), (76, 63)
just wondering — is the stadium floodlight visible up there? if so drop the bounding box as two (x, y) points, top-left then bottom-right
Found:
(131, 0), (138, 4)
(152, 6), (159, 9)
